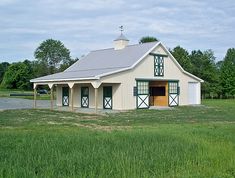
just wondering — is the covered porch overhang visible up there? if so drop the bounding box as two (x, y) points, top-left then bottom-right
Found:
(32, 79), (121, 113)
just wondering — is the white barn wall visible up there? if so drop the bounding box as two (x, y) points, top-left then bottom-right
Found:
(56, 85), (62, 106)
(96, 83), (122, 110)
(101, 44), (199, 109)
(54, 44), (201, 110)
(73, 85), (80, 107)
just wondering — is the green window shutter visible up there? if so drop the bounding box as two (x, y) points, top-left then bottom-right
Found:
(177, 87), (180, 95)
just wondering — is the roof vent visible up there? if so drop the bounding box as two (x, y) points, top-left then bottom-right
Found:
(114, 26), (129, 50)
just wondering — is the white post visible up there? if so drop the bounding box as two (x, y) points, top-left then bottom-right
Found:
(91, 81), (101, 114)
(71, 87), (74, 112)
(48, 83), (54, 110)
(68, 83), (75, 112)
(33, 84), (37, 109)
(95, 88), (98, 114)
(50, 86), (54, 110)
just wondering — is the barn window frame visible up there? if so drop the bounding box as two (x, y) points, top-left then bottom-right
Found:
(149, 53), (168, 77)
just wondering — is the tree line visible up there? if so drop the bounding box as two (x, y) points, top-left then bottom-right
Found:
(139, 36), (235, 99)
(0, 37), (235, 99)
(0, 39), (77, 90)
(170, 46), (235, 99)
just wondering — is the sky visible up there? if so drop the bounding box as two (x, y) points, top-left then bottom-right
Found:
(0, 0), (235, 63)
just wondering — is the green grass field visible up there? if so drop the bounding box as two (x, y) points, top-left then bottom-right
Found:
(0, 100), (235, 178)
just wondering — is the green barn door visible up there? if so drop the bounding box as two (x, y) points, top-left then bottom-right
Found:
(136, 81), (149, 109)
(62, 87), (69, 106)
(103, 86), (112, 109)
(168, 81), (179, 106)
(81, 87), (89, 108)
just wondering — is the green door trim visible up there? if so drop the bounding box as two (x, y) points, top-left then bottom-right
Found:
(62, 87), (69, 106)
(136, 80), (150, 109)
(168, 81), (179, 107)
(81, 87), (89, 108)
(103, 86), (112, 109)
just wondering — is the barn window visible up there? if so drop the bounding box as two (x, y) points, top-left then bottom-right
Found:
(154, 56), (164, 76)
(169, 82), (178, 94)
(137, 81), (149, 94)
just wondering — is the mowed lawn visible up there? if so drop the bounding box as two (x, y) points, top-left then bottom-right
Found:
(0, 100), (235, 178)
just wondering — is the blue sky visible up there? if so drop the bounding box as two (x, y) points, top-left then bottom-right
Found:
(0, 0), (234, 62)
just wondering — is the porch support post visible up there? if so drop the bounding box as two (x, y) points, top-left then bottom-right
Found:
(95, 88), (98, 113)
(48, 83), (54, 110)
(33, 83), (37, 109)
(68, 82), (75, 112)
(91, 81), (101, 114)
(71, 87), (74, 111)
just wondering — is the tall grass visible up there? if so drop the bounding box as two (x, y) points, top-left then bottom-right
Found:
(0, 100), (235, 177)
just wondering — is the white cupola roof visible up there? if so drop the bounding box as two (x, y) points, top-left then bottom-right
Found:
(113, 26), (129, 50)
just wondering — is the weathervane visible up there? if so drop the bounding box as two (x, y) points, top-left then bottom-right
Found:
(119, 25), (124, 34)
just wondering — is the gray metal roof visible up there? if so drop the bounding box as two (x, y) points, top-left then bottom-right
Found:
(31, 42), (159, 82)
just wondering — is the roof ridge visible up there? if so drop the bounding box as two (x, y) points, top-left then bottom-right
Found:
(127, 41), (159, 47)
(90, 41), (159, 52)
(64, 66), (127, 72)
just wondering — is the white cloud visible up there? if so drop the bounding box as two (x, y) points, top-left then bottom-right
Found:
(0, 0), (18, 6)
(0, 0), (235, 61)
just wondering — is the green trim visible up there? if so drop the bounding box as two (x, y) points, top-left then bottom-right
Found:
(177, 86), (180, 95)
(136, 81), (138, 109)
(103, 86), (112, 109)
(81, 87), (89, 108)
(135, 78), (179, 82)
(154, 56), (164, 76)
(136, 80), (150, 109)
(168, 81), (179, 107)
(62, 87), (69, 106)
(149, 52), (168, 57)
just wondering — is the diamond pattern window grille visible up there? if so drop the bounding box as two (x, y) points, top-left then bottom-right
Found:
(154, 56), (164, 76)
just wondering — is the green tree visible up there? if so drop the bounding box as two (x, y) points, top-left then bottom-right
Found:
(34, 39), (71, 74)
(1, 62), (32, 90)
(220, 48), (235, 98)
(170, 46), (193, 72)
(0, 62), (10, 84)
(139, 36), (158, 44)
(31, 60), (48, 78)
(189, 50), (219, 98)
(59, 57), (78, 72)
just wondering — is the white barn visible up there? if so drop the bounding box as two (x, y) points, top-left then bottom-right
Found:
(31, 34), (203, 111)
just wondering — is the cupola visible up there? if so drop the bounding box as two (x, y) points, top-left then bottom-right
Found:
(114, 26), (129, 50)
